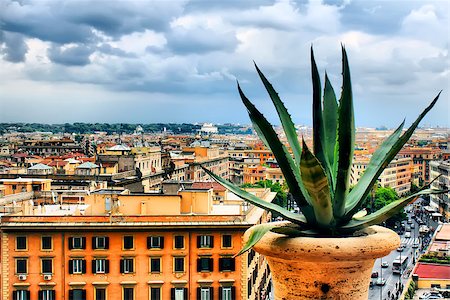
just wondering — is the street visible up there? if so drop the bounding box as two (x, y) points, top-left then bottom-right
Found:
(368, 203), (436, 300)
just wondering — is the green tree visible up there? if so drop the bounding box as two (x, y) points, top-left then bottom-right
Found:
(365, 186), (406, 227)
(241, 180), (288, 209)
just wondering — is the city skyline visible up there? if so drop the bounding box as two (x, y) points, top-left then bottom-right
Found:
(0, 0), (449, 127)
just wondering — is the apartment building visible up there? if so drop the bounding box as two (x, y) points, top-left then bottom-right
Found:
(430, 160), (450, 221)
(0, 185), (274, 300)
(398, 147), (442, 185)
(351, 156), (413, 195)
(19, 139), (83, 156)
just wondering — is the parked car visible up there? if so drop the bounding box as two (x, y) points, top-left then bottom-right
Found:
(375, 278), (386, 286)
(371, 271), (379, 278)
(419, 292), (444, 299)
(381, 261), (389, 268)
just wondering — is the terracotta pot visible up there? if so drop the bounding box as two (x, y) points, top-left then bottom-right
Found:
(245, 223), (400, 300)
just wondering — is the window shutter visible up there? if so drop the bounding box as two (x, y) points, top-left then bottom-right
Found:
(81, 237), (86, 249)
(209, 287), (214, 300)
(51, 290), (56, 299)
(210, 236), (214, 248)
(147, 237), (151, 249)
(170, 288), (175, 300)
(120, 259), (124, 273)
(68, 260), (73, 274)
(92, 237), (96, 249)
(197, 258), (201, 272)
(196, 287), (201, 300)
(81, 289), (86, 299)
(105, 260), (110, 273)
(92, 260), (96, 274)
(130, 260), (134, 273)
(197, 236), (201, 248)
(219, 258), (224, 272)
(26, 290), (31, 299)
(183, 288), (188, 300)
(219, 287), (223, 300)
(231, 258), (235, 271)
(231, 287), (236, 299)
(81, 260), (86, 274)
(209, 258), (213, 271)
(12, 291), (17, 299)
(69, 290), (74, 300)
(160, 237), (164, 249)
(68, 237), (73, 250)
(105, 237), (109, 249)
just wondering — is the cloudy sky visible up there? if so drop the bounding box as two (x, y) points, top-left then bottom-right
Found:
(0, 0), (448, 127)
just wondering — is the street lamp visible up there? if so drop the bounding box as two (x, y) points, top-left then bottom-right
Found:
(380, 257), (383, 300)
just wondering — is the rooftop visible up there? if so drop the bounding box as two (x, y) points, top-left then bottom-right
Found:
(414, 263), (450, 280)
(435, 223), (450, 241)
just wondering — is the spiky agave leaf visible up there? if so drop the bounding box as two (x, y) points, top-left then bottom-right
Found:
(333, 45), (355, 219)
(254, 63), (302, 166)
(341, 188), (448, 232)
(322, 73), (339, 191)
(201, 166), (309, 226)
(237, 82), (316, 223)
(300, 140), (334, 227)
(235, 223), (278, 257)
(344, 92), (441, 220)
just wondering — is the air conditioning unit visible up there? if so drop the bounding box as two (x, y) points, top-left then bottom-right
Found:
(43, 274), (52, 281)
(18, 274), (27, 280)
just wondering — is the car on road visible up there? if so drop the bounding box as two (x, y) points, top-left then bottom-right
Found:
(407, 219), (413, 224)
(397, 245), (405, 252)
(375, 278), (386, 286)
(411, 223), (415, 228)
(419, 292), (444, 299)
(413, 238), (420, 248)
(371, 271), (379, 278)
(420, 225), (430, 233)
(406, 226), (411, 232)
(381, 261), (389, 268)
(419, 219), (426, 226)
(405, 232), (411, 238)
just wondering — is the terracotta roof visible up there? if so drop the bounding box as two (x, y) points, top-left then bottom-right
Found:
(414, 263), (450, 279)
(435, 224), (450, 241)
(191, 182), (226, 192)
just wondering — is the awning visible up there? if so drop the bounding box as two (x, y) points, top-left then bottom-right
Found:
(424, 206), (437, 212)
(432, 212), (443, 217)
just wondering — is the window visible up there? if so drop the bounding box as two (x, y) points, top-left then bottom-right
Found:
(95, 288), (106, 300)
(105, 197), (111, 211)
(38, 290), (55, 300)
(16, 258), (27, 274)
(16, 236), (27, 250)
(13, 290), (30, 300)
(197, 287), (213, 300)
(147, 236), (164, 249)
(123, 287), (134, 300)
(41, 236), (52, 250)
(219, 257), (235, 272)
(222, 235), (232, 248)
(150, 258), (161, 273)
(41, 258), (52, 274)
(120, 258), (134, 274)
(123, 236), (134, 250)
(92, 259), (109, 274)
(174, 257), (184, 272)
(68, 237), (86, 250)
(220, 287), (235, 300)
(197, 257), (213, 272)
(174, 236), (184, 249)
(92, 237), (109, 250)
(197, 235), (213, 248)
(69, 259), (86, 274)
(69, 289), (86, 300)
(171, 288), (187, 300)
(150, 287), (161, 300)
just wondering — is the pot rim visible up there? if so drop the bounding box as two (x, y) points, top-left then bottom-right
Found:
(246, 222), (401, 262)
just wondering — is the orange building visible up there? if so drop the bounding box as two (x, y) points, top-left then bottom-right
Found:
(398, 147), (442, 185)
(1, 187), (274, 300)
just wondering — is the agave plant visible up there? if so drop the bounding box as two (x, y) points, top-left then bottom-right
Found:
(202, 46), (444, 254)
